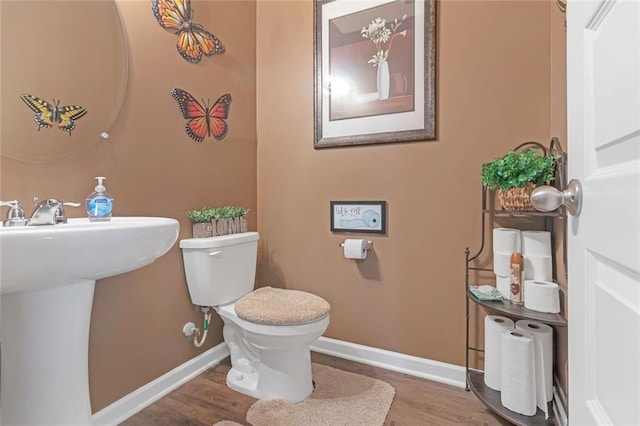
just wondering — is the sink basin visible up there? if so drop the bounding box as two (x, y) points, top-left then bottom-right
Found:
(1, 216), (180, 294)
(0, 216), (179, 425)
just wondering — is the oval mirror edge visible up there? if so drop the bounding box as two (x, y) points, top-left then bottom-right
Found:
(95, 0), (130, 156)
(0, 0), (130, 164)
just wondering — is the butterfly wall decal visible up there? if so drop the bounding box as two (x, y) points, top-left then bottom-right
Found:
(171, 88), (232, 142)
(152, 0), (225, 64)
(20, 94), (87, 136)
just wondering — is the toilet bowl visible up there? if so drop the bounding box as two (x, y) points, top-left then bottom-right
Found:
(218, 301), (329, 401)
(180, 232), (330, 402)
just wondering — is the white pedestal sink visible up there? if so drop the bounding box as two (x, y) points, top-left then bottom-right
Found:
(0, 217), (179, 425)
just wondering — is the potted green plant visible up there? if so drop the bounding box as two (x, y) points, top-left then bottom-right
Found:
(480, 148), (557, 211)
(185, 206), (249, 237)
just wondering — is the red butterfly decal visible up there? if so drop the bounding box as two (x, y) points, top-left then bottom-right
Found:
(171, 88), (232, 142)
(152, 0), (224, 63)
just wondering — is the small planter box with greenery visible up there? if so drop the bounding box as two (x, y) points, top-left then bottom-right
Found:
(480, 148), (557, 211)
(185, 206), (249, 238)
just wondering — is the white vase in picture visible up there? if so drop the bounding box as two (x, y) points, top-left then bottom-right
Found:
(377, 60), (390, 100)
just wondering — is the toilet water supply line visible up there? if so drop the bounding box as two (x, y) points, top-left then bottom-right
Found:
(193, 307), (212, 348)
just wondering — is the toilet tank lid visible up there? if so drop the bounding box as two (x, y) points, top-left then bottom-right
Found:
(180, 231), (259, 249)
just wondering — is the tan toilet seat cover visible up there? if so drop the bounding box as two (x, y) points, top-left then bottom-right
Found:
(235, 286), (330, 326)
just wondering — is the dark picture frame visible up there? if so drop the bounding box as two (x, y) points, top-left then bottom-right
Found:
(330, 201), (387, 234)
(314, 0), (436, 148)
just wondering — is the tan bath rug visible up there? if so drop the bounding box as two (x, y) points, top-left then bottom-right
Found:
(245, 363), (395, 426)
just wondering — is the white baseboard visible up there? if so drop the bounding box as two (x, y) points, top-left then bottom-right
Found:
(92, 343), (230, 426)
(93, 337), (466, 425)
(311, 336), (466, 389)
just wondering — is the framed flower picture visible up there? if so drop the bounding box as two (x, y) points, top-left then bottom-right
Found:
(313, 0), (436, 148)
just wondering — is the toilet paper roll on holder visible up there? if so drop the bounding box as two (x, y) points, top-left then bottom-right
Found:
(339, 240), (373, 250)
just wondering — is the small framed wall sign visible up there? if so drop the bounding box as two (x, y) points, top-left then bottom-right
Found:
(330, 201), (386, 234)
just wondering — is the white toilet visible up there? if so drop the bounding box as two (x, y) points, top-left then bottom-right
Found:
(180, 231), (330, 402)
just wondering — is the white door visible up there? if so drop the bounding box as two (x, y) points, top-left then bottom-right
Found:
(567, 0), (640, 424)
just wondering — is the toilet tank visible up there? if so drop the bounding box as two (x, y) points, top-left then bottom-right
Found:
(179, 232), (259, 307)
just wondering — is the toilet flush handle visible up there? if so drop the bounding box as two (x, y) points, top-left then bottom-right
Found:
(209, 250), (223, 257)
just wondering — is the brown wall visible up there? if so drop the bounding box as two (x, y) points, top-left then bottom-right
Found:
(0, 0), (256, 412)
(0, 0), (568, 414)
(256, 0), (554, 365)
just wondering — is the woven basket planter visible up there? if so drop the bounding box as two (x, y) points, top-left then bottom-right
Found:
(497, 183), (536, 211)
(192, 217), (248, 238)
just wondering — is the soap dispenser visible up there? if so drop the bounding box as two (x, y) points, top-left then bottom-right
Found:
(86, 176), (113, 222)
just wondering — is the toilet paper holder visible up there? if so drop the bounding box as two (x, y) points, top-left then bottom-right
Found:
(339, 240), (373, 250)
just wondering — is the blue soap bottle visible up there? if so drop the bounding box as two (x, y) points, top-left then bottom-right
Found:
(86, 176), (113, 222)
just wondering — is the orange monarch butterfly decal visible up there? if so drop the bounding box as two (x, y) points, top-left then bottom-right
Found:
(152, 0), (225, 64)
(20, 94), (87, 135)
(171, 88), (232, 142)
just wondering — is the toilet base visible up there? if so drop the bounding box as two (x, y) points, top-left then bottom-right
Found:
(226, 346), (315, 403)
(226, 367), (261, 399)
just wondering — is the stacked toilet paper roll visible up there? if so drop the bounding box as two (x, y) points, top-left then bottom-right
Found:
(522, 231), (551, 256)
(493, 228), (521, 297)
(495, 275), (511, 299)
(524, 280), (561, 313)
(493, 229), (554, 300)
(483, 315), (514, 390)
(516, 320), (554, 419)
(493, 228), (521, 271)
(522, 231), (552, 281)
(500, 329), (537, 416)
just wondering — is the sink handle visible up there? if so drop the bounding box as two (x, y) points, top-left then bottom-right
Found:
(0, 200), (28, 226)
(56, 201), (81, 224)
(32, 197), (79, 207)
(1, 200), (21, 208)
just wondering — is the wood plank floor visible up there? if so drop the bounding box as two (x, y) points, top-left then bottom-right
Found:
(122, 352), (510, 425)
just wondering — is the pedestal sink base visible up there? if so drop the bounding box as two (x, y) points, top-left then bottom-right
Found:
(0, 217), (180, 424)
(1, 280), (95, 425)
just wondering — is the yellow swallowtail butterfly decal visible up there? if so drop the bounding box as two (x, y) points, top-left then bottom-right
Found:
(20, 94), (87, 136)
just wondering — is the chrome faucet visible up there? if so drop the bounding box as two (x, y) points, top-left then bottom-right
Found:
(0, 200), (29, 226)
(28, 197), (81, 225)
